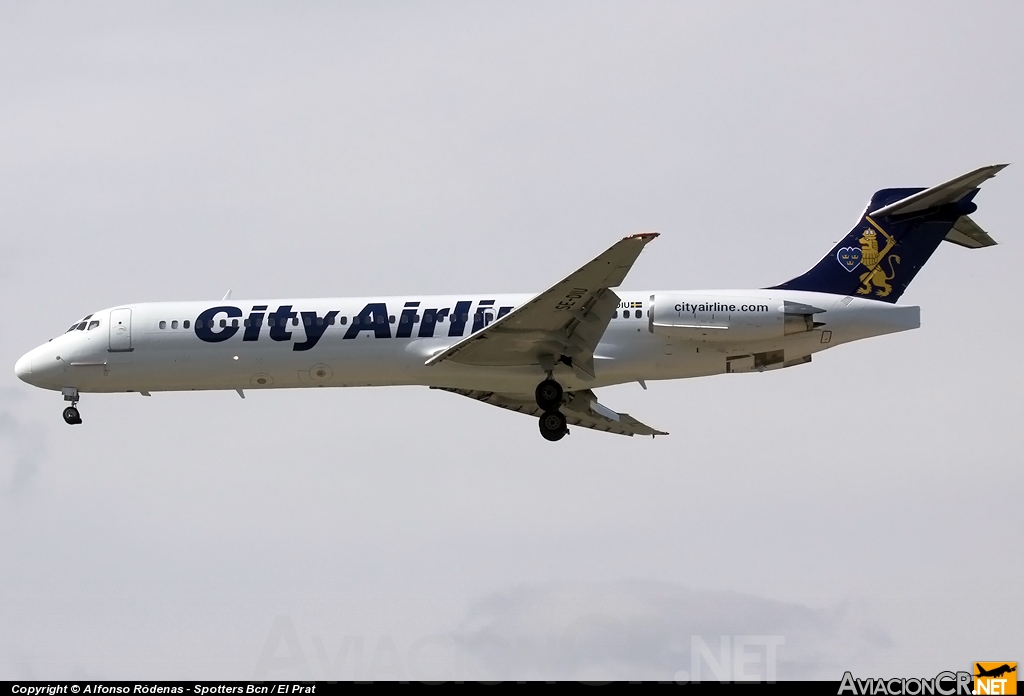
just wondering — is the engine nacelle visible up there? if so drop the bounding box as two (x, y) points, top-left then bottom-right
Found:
(648, 294), (822, 342)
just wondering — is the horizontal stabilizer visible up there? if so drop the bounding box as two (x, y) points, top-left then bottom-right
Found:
(943, 215), (997, 249)
(870, 164), (1007, 217)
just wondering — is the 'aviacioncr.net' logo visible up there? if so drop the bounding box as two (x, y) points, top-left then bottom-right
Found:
(974, 662), (1017, 695)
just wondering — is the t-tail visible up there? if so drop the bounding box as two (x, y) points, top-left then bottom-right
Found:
(770, 164), (1008, 302)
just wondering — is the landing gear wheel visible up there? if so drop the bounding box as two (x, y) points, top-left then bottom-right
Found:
(538, 409), (568, 441)
(535, 379), (563, 411)
(62, 406), (82, 425)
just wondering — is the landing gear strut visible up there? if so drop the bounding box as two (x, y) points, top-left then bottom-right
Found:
(62, 387), (82, 425)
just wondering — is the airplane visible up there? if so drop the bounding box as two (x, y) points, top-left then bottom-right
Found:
(14, 164), (1007, 441)
(975, 664), (1016, 679)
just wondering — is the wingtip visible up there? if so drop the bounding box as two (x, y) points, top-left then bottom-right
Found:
(626, 231), (660, 242)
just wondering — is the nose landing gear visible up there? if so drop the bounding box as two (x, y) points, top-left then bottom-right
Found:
(535, 378), (568, 441)
(61, 387), (82, 425)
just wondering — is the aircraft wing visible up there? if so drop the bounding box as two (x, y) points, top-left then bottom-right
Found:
(425, 232), (659, 380)
(434, 387), (668, 437)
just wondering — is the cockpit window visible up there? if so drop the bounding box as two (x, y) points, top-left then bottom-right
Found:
(87, 320), (100, 330)
(67, 314), (95, 332)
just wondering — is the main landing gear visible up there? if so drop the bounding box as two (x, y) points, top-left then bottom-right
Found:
(535, 378), (568, 442)
(62, 387), (82, 425)
(538, 409), (568, 442)
(535, 379), (562, 411)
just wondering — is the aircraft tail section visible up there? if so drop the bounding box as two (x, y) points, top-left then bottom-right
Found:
(770, 165), (1007, 302)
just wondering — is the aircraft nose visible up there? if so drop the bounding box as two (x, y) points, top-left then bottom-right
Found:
(14, 352), (33, 382)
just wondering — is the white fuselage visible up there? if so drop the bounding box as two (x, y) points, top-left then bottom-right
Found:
(15, 289), (919, 396)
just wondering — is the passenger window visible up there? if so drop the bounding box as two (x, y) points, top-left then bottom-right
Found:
(184, 320), (191, 329)
(327, 316), (335, 325)
(339, 316), (347, 325)
(623, 310), (630, 319)
(219, 319), (226, 328)
(376, 315), (384, 325)
(232, 319), (239, 328)
(292, 317), (299, 326)
(612, 311), (618, 319)
(414, 314), (421, 322)
(171, 320), (178, 329)
(87, 321), (100, 330)
(304, 316), (312, 326)
(316, 317), (324, 326)
(389, 315), (395, 324)
(400, 315), (408, 324)
(159, 321), (167, 329)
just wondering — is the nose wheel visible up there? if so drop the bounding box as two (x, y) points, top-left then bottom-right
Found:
(61, 387), (82, 425)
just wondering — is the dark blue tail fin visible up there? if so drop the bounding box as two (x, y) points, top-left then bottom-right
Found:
(770, 165), (1006, 302)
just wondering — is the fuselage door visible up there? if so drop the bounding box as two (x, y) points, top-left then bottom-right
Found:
(108, 308), (133, 352)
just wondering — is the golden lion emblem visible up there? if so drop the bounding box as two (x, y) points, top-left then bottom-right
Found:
(856, 226), (901, 297)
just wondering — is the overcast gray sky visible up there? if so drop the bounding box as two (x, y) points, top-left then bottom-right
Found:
(1, 1), (1021, 681)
